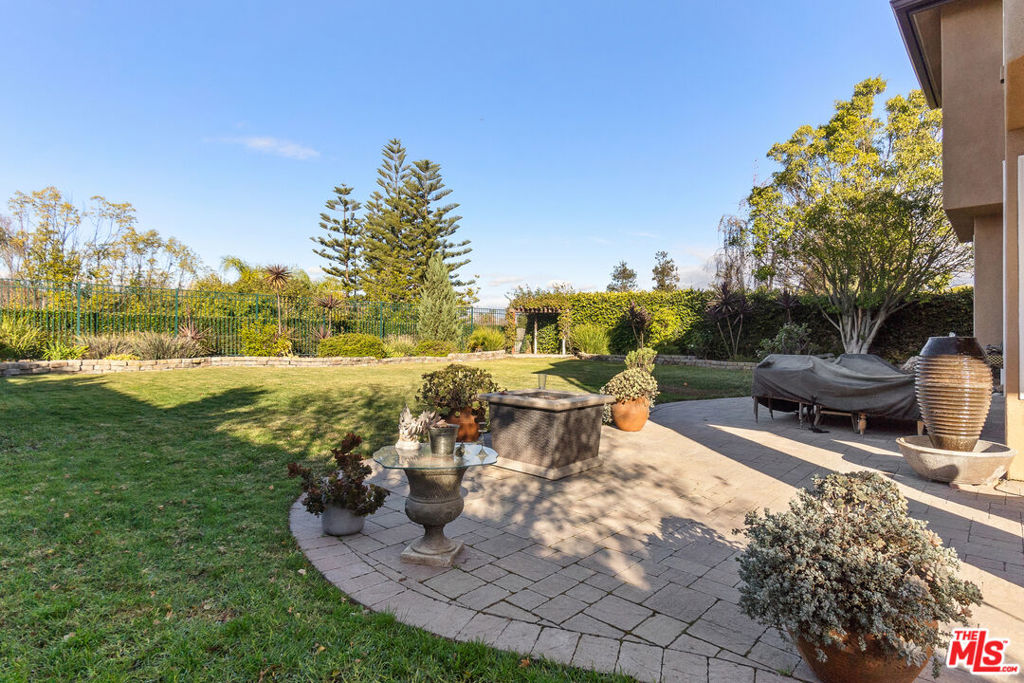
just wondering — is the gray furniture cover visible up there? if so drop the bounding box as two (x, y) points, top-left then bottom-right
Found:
(752, 354), (920, 421)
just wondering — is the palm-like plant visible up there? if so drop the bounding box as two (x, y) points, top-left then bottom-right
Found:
(314, 293), (344, 333)
(707, 281), (751, 359)
(777, 289), (799, 323)
(265, 264), (291, 333)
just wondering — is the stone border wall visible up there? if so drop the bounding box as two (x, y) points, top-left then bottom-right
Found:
(0, 350), (753, 378)
(0, 350), (510, 377)
(575, 353), (757, 370)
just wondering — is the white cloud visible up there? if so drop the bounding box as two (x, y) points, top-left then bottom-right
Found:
(487, 275), (524, 287)
(214, 136), (320, 160)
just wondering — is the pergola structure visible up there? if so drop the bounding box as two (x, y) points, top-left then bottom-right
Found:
(509, 305), (569, 355)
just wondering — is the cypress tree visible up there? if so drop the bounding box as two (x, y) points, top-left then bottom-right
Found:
(311, 184), (363, 296)
(416, 253), (461, 342)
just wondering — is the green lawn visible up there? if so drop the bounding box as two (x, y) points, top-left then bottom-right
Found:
(0, 358), (751, 681)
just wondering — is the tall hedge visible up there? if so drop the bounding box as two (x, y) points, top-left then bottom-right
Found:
(509, 287), (974, 362)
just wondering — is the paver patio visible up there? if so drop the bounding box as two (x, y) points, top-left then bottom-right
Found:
(291, 397), (1024, 682)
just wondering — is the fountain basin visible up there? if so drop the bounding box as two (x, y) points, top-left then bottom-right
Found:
(896, 435), (1015, 486)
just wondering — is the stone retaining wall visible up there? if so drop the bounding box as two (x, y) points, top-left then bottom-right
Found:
(575, 353), (757, 370)
(0, 350), (510, 377)
(0, 350), (753, 378)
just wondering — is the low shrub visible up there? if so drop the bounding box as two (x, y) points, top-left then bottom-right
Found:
(131, 332), (205, 360)
(756, 322), (814, 359)
(80, 334), (134, 359)
(383, 334), (417, 358)
(241, 323), (292, 357)
(0, 316), (45, 360)
(648, 307), (682, 352)
(318, 333), (386, 358)
(466, 327), (504, 352)
(413, 338), (456, 357)
(105, 353), (140, 361)
(570, 324), (610, 354)
(41, 339), (87, 361)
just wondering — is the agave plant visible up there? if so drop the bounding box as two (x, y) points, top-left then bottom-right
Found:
(177, 315), (209, 350)
(312, 324), (333, 342)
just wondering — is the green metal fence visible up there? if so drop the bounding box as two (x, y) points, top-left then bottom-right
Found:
(0, 278), (506, 356)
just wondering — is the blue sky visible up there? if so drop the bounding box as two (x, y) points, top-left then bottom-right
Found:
(0, 1), (920, 307)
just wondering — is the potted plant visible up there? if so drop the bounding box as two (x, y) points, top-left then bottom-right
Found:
(417, 364), (500, 442)
(287, 433), (390, 536)
(600, 349), (659, 431)
(735, 471), (982, 683)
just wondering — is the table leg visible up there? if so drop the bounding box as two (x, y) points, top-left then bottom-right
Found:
(400, 467), (468, 567)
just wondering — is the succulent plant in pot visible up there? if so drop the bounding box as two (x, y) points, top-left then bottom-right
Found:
(600, 366), (658, 431)
(287, 433), (389, 536)
(735, 471), (982, 682)
(417, 364), (500, 442)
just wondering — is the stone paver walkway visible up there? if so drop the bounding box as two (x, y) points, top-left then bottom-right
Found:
(291, 397), (1024, 682)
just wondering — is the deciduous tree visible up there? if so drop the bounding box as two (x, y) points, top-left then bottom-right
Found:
(743, 78), (971, 353)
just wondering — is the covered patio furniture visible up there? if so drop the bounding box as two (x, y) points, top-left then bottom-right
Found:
(752, 353), (922, 434)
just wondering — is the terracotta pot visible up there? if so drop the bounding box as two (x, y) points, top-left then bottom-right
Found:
(792, 631), (930, 683)
(611, 399), (649, 431)
(447, 407), (480, 442)
(915, 336), (992, 451)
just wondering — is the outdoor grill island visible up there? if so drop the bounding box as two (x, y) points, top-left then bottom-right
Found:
(479, 389), (614, 480)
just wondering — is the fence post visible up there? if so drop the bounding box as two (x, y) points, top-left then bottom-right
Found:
(470, 306), (475, 333)
(174, 288), (179, 333)
(75, 282), (81, 337)
(379, 303), (385, 338)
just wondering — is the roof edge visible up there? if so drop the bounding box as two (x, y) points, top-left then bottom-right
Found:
(891, 0), (955, 107)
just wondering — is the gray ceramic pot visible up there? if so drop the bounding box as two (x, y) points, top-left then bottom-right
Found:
(915, 336), (993, 452)
(321, 504), (365, 536)
(428, 424), (458, 455)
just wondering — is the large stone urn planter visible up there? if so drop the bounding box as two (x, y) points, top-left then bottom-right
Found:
(915, 336), (992, 452)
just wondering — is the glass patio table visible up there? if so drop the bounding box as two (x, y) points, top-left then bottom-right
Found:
(373, 443), (497, 567)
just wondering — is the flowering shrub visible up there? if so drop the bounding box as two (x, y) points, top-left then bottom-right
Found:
(287, 433), (389, 517)
(735, 471), (982, 676)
